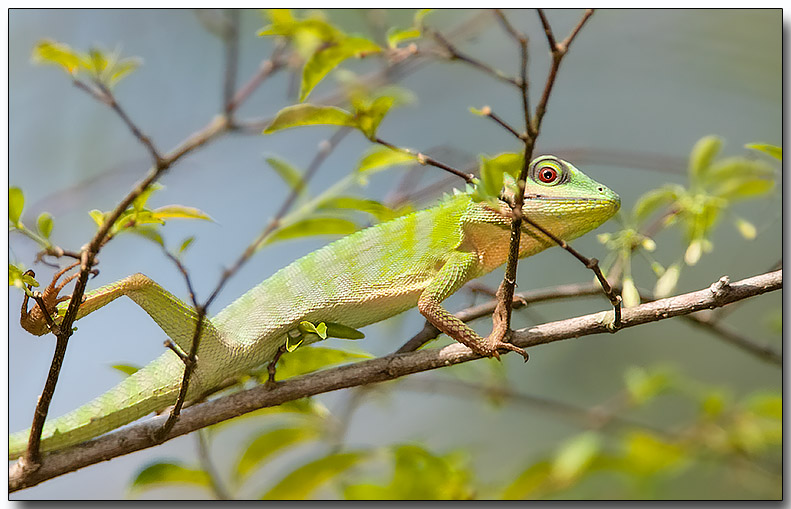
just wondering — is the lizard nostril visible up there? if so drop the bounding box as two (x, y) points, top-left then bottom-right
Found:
(597, 187), (604, 192)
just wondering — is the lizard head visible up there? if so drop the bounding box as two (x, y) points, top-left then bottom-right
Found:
(517, 154), (620, 244)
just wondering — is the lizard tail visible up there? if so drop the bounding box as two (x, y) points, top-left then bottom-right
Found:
(9, 351), (185, 459)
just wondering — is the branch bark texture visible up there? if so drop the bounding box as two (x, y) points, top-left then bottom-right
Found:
(9, 269), (781, 491)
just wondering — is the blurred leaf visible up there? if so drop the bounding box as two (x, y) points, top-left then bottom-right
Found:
(624, 366), (672, 405)
(712, 178), (774, 201)
(9, 187), (24, 226)
(551, 432), (602, 483)
(704, 156), (775, 183)
(414, 9), (433, 26)
(36, 212), (54, 239)
(300, 37), (381, 101)
(632, 186), (678, 224)
(700, 389), (728, 418)
(260, 452), (363, 500)
(317, 196), (405, 222)
(684, 239), (703, 266)
(264, 104), (357, 134)
(132, 183), (163, 212)
(9, 264), (39, 295)
(265, 217), (358, 245)
(210, 399), (327, 434)
(653, 262), (681, 298)
(356, 146), (416, 175)
(688, 135), (722, 183)
(151, 205), (213, 222)
(620, 276), (641, 308)
(89, 209), (106, 227)
(345, 444), (473, 500)
(266, 156), (304, 192)
(502, 460), (552, 500)
(355, 95), (394, 139)
(178, 236), (195, 255)
(276, 346), (372, 380)
(746, 143), (781, 160)
(387, 27), (420, 48)
(32, 39), (85, 74)
(127, 225), (164, 246)
(624, 431), (685, 476)
(130, 462), (211, 493)
(236, 426), (320, 480)
(745, 392), (782, 420)
(733, 217), (757, 240)
(111, 364), (140, 376)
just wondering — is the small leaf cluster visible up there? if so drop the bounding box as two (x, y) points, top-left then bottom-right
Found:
(32, 40), (141, 89)
(88, 184), (212, 247)
(258, 9), (384, 102)
(503, 366), (781, 499)
(599, 136), (778, 305)
(259, 146), (415, 248)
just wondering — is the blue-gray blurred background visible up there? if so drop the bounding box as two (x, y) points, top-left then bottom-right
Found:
(8, 9), (781, 499)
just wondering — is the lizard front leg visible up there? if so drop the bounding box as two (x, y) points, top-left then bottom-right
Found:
(417, 251), (529, 361)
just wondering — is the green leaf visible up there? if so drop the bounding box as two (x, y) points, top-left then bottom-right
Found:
(745, 392), (782, 420)
(298, 320), (328, 340)
(324, 322), (365, 340)
(9, 264), (39, 294)
(266, 156), (304, 192)
(178, 236), (195, 255)
(111, 364), (140, 376)
(276, 346), (372, 380)
(700, 389), (728, 418)
(386, 27), (421, 48)
(9, 187), (24, 226)
(300, 36), (381, 102)
(684, 238), (703, 266)
(318, 196), (404, 222)
(624, 430), (685, 475)
(32, 39), (85, 74)
(260, 452), (363, 500)
(236, 426), (320, 480)
(36, 212), (54, 239)
(265, 217), (358, 246)
(132, 183), (163, 212)
(127, 225), (164, 246)
(623, 366), (672, 404)
(151, 205), (213, 222)
(414, 9), (433, 26)
(264, 104), (357, 134)
(285, 336), (303, 353)
(355, 95), (394, 139)
(89, 209), (106, 227)
(502, 460), (552, 500)
(551, 432), (602, 483)
(130, 462), (212, 493)
(688, 135), (722, 183)
(746, 143), (781, 160)
(712, 178), (774, 201)
(632, 186), (678, 224)
(356, 146), (416, 175)
(704, 157), (775, 183)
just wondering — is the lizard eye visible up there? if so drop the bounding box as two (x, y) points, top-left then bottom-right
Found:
(537, 166), (559, 183)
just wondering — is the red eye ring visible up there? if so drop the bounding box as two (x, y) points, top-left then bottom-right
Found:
(537, 166), (558, 183)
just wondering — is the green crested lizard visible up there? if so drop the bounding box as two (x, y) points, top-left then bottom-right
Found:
(9, 155), (620, 459)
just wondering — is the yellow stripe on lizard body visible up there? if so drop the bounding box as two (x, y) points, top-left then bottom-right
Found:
(10, 155), (619, 458)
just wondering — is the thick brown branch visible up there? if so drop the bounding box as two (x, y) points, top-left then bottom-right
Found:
(9, 270), (780, 491)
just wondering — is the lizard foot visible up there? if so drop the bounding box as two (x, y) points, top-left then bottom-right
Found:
(20, 261), (82, 336)
(473, 335), (529, 363)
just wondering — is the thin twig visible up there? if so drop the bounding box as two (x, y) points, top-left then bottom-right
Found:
(426, 27), (519, 87)
(374, 137), (474, 183)
(222, 9), (240, 118)
(478, 106), (523, 140)
(197, 429), (230, 500)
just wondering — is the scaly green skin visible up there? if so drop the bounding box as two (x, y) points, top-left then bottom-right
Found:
(9, 155), (619, 459)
